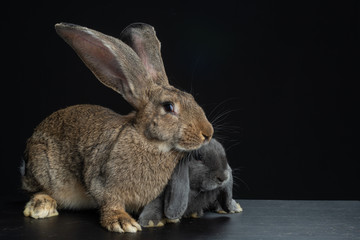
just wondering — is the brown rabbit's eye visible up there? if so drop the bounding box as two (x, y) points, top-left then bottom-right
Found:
(162, 102), (175, 113)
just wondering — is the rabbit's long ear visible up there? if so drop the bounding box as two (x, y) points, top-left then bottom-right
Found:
(55, 23), (150, 109)
(164, 159), (190, 220)
(120, 23), (169, 86)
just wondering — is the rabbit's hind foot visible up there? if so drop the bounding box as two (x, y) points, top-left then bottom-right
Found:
(23, 193), (59, 219)
(140, 219), (166, 228)
(188, 210), (204, 218)
(166, 218), (180, 223)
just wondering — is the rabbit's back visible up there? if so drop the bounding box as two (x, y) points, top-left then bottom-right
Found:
(25, 104), (128, 166)
(31, 104), (127, 143)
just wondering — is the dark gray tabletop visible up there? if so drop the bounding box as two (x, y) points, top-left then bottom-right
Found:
(1, 198), (359, 240)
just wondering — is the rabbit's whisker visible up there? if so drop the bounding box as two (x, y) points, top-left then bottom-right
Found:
(207, 98), (239, 121)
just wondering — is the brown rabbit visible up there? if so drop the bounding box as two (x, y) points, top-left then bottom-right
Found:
(21, 23), (213, 233)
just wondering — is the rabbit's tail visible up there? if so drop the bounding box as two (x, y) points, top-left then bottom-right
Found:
(20, 157), (41, 193)
(20, 157), (26, 176)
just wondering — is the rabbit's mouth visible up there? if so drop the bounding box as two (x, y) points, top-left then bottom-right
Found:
(174, 140), (208, 152)
(201, 170), (231, 191)
(157, 139), (205, 153)
(174, 129), (213, 152)
(158, 134), (208, 152)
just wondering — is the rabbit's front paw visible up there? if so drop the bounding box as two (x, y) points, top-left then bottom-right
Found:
(23, 193), (59, 219)
(229, 200), (243, 213)
(216, 199), (243, 214)
(215, 199), (243, 214)
(101, 209), (142, 233)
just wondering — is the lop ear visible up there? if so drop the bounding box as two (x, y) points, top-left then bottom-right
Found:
(164, 159), (190, 220)
(55, 23), (150, 109)
(218, 166), (234, 212)
(120, 23), (169, 86)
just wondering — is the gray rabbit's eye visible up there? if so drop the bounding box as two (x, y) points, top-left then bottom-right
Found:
(194, 152), (203, 161)
(162, 102), (175, 113)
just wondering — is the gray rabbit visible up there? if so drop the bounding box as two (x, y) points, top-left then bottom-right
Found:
(138, 139), (242, 227)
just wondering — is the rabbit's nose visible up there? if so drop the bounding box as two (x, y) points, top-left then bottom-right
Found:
(199, 121), (213, 143)
(201, 133), (211, 143)
(216, 173), (229, 184)
(216, 170), (229, 184)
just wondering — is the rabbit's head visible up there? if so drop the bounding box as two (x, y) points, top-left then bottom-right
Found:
(189, 139), (231, 191)
(163, 138), (232, 220)
(55, 23), (213, 152)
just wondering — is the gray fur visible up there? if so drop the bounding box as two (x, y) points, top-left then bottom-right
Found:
(138, 139), (242, 227)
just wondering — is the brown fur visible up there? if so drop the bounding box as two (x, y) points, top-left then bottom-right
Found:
(22, 23), (213, 233)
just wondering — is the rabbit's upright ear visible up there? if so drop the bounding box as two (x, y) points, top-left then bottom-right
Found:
(164, 159), (190, 220)
(55, 23), (150, 109)
(120, 23), (169, 86)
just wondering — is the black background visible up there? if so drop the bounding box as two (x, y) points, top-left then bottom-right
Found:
(1, 1), (358, 200)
